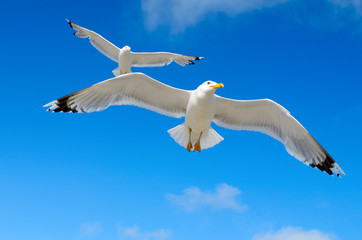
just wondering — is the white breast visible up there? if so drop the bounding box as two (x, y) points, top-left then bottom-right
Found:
(185, 90), (216, 133)
(118, 50), (132, 74)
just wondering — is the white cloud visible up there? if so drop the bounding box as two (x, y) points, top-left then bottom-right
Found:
(328, 0), (362, 10)
(142, 0), (362, 32)
(117, 224), (171, 240)
(252, 227), (337, 240)
(80, 222), (102, 236)
(141, 0), (288, 32)
(166, 183), (247, 212)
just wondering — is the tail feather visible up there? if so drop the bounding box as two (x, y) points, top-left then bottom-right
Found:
(200, 127), (224, 150)
(168, 124), (189, 148)
(112, 67), (121, 76)
(168, 124), (223, 150)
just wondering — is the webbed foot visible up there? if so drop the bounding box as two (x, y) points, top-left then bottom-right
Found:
(187, 142), (193, 152)
(193, 142), (201, 152)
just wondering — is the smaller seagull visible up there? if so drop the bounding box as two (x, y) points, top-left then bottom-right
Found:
(65, 19), (204, 76)
(44, 73), (344, 177)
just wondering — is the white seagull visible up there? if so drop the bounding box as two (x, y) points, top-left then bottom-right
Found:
(66, 19), (204, 76)
(44, 73), (344, 177)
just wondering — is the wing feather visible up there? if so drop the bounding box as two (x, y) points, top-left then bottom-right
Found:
(67, 19), (120, 62)
(44, 73), (190, 118)
(214, 96), (344, 176)
(131, 52), (203, 67)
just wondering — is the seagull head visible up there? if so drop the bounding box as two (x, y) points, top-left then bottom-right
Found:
(198, 81), (224, 93)
(123, 46), (131, 51)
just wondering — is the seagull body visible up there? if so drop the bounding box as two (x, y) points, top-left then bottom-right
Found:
(183, 82), (223, 151)
(66, 19), (203, 76)
(186, 89), (216, 133)
(44, 73), (344, 177)
(117, 46), (132, 74)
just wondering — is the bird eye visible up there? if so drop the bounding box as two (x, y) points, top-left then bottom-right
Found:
(207, 82), (210, 84)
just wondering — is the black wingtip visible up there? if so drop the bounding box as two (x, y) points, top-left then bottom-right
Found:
(51, 94), (78, 113)
(188, 60), (195, 65)
(195, 57), (203, 60)
(310, 152), (336, 176)
(66, 19), (74, 29)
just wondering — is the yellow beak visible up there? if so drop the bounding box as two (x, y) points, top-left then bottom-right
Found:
(212, 83), (224, 89)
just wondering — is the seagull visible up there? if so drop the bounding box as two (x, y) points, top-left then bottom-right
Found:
(66, 19), (204, 76)
(44, 72), (345, 177)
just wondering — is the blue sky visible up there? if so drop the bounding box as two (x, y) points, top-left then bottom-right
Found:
(1, 0), (362, 239)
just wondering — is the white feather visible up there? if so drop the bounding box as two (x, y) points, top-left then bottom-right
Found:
(168, 124), (189, 148)
(44, 72), (191, 118)
(200, 127), (224, 150)
(213, 96), (344, 176)
(67, 19), (120, 62)
(131, 52), (202, 67)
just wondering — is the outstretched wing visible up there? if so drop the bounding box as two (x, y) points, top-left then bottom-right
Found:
(44, 73), (191, 118)
(131, 52), (203, 67)
(214, 96), (345, 177)
(67, 19), (120, 62)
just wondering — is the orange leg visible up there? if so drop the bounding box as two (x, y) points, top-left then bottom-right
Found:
(193, 132), (203, 152)
(187, 128), (192, 152)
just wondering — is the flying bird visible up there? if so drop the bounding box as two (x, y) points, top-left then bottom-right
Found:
(44, 73), (344, 177)
(66, 19), (203, 76)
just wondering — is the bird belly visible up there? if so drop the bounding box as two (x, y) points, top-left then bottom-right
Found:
(185, 95), (215, 133)
(118, 51), (132, 74)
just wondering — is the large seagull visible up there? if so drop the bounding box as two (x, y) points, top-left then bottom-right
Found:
(44, 73), (344, 177)
(66, 19), (203, 76)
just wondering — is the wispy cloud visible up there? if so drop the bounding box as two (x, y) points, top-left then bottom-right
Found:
(141, 0), (288, 32)
(252, 226), (337, 240)
(117, 224), (171, 240)
(166, 183), (247, 212)
(328, 0), (362, 10)
(80, 222), (102, 236)
(142, 0), (362, 33)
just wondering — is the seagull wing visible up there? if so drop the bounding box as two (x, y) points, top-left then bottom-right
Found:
(44, 73), (190, 118)
(213, 96), (344, 176)
(67, 19), (120, 62)
(131, 52), (203, 67)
